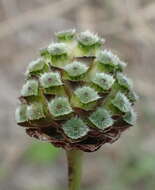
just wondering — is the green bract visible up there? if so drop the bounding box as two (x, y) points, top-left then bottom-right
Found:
(96, 50), (118, 66)
(78, 31), (103, 46)
(26, 58), (45, 73)
(47, 43), (67, 56)
(15, 104), (28, 123)
(56, 29), (76, 41)
(116, 72), (133, 89)
(40, 72), (63, 88)
(123, 108), (137, 125)
(62, 117), (89, 139)
(89, 108), (114, 130)
(75, 86), (100, 104)
(112, 92), (131, 113)
(128, 90), (139, 103)
(27, 102), (45, 120)
(48, 97), (72, 117)
(92, 73), (115, 90)
(64, 61), (88, 77)
(21, 80), (38, 97)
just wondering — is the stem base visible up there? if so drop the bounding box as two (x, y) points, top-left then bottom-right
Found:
(66, 150), (83, 190)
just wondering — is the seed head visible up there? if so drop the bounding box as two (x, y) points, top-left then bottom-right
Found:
(15, 30), (138, 152)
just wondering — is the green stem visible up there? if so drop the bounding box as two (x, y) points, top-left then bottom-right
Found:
(66, 150), (83, 190)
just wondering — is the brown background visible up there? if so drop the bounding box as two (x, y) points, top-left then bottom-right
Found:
(0, 0), (155, 190)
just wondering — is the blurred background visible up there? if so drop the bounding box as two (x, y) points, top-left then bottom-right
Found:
(0, 0), (155, 190)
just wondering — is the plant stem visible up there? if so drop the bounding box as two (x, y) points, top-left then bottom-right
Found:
(66, 150), (83, 190)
